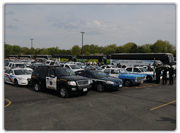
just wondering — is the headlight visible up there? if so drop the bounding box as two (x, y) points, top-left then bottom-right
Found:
(18, 78), (26, 80)
(135, 77), (137, 82)
(106, 81), (115, 84)
(88, 79), (92, 84)
(68, 81), (76, 86)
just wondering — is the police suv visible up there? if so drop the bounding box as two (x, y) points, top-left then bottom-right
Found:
(31, 66), (91, 98)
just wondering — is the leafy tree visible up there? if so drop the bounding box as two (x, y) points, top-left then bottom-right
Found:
(12, 45), (21, 55)
(129, 44), (138, 53)
(21, 47), (29, 55)
(71, 45), (81, 56)
(4, 44), (13, 58)
(84, 51), (90, 55)
(122, 42), (135, 53)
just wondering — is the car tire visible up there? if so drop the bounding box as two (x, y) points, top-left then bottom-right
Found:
(59, 86), (69, 98)
(34, 82), (41, 92)
(96, 83), (105, 92)
(14, 79), (19, 87)
(124, 80), (132, 87)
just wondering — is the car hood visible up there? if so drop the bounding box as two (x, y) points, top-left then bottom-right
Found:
(60, 75), (89, 81)
(15, 75), (31, 79)
(99, 77), (122, 82)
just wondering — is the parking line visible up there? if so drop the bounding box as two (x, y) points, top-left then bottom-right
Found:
(4, 99), (11, 108)
(150, 100), (176, 111)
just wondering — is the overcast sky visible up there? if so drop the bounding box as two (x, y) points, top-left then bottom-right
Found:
(4, 4), (176, 49)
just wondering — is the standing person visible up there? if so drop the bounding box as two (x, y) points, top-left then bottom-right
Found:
(168, 65), (174, 85)
(155, 65), (161, 84)
(162, 65), (168, 84)
(147, 64), (153, 71)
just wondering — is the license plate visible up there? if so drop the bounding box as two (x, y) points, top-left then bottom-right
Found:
(119, 84), (122, 87)
(83, 88), (87, 92)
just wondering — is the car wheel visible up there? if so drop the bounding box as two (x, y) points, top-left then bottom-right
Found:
(59, 86), (69, 98)
(96, 83), (105, 92)
(14, 79), (19, 87)
(34, 82), (41, 92)
(147, 76), (153, 82)
(124, 80), (131, 87)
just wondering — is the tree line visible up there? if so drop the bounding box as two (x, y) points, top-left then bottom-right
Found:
(4, 40), (176, 58)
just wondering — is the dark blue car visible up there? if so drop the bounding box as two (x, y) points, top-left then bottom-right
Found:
(75, 70), (123, 92)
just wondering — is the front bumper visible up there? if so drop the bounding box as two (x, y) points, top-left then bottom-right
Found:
(18, 79), (32, 85)
(104, 83), (123, 90)
(68, 84), (91, 94)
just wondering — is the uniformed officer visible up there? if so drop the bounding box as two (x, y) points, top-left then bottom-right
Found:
(155, 65), (161, 84)
(168, 65), (174, 85)
(162, 65), (168, 84)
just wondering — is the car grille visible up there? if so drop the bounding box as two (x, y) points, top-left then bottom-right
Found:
(76, 80), (89, 86)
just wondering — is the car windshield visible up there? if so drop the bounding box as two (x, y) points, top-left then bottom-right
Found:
(5, 62), (9, 66)
(50, 62), (55, 65)
(46, 61), (50, 64)
(15, 64), (25, 68)
(139, 67), (147, 72)
(70, 65), (80, 69)
(119, 68), (128, 74)
(55, 68), (75, 76)
(95, 66), (103, 70)
(14, 69), (31, 75)
(92, 71), (108, 78)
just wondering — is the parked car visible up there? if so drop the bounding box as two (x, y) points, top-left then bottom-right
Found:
(4, 68), (32, 86)
(61, 64), (84, 72)
(75, 69), (123, 92)
(104, 68), (146, 87)
(125, 67), (158, 81)
(4, 62), (33, 73)
(31, 66), (91, 98)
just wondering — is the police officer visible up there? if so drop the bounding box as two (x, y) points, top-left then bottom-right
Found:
(155, 65), (161, 84)
(162, 65), (168, 84)
(168, 65), (174, 85)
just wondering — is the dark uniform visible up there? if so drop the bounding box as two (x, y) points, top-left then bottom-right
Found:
(155, 66), (161, 84)
(168, 66), (174, 85)
(162, 66), (168, 84)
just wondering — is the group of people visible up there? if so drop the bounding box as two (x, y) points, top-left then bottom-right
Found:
(154, 64), (175, 85)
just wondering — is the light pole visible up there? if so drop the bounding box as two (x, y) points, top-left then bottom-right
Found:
(30, 38), (34, 48)
(80, 32), (85, 61)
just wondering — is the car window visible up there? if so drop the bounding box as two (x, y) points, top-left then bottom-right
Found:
(14, 69), (31, 75)
(48, 69), (55, 76)
(5, 69), (10, 74)
(134, 68), (141, 72)
(126, 68), (132, 72)
(65, 65), (70, 69)
(104, 69), (110, 74)
(39, 68), (48, 77)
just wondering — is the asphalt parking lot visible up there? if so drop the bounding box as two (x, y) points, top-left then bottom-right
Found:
(4, 79), (176, 130)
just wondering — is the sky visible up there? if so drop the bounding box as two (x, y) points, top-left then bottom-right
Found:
(4, 4), (176, 49)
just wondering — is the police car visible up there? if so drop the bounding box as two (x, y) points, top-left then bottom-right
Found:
(125, 67), (158, 81)
(4, 68), (31, 86)
(104, 68), (146, 87)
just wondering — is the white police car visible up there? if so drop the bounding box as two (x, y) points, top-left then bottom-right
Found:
(4, 68), (31, 86)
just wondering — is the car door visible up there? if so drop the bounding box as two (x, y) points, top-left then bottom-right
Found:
(46, 68), (57, 90)
(110, 70), (119, 78)
(39, 68), (48, 88)
(4, 69), (10, 83)
(126, 68), (132, 73)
